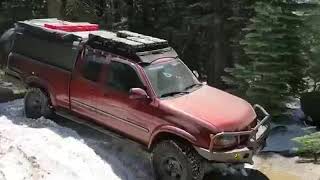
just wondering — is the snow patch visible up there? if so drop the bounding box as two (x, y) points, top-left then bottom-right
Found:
(0, 116), (121, 180)
(0, 100), (138, 180)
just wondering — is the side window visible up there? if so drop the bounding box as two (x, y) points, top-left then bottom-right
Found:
(106, 61), (143, 93)
(82, 53), (103, 82)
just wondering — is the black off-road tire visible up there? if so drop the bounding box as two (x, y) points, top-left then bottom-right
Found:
(24, 88), (53, 119)
(152, 140), (205, 180)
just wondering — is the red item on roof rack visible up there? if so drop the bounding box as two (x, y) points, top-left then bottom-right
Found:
(44, 22), (99, 32)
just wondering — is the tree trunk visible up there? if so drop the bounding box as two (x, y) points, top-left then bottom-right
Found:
(231, 0), (241, 64)
(47, 0), (63, 18)
(207, 0), (227, 88)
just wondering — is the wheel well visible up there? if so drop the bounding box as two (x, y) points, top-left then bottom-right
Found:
(26, 82), (51, 102)
(27, 82), (46, 93)
(149, 132), (191, 151)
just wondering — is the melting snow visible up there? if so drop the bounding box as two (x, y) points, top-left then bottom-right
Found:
(0, 100), (153, 180)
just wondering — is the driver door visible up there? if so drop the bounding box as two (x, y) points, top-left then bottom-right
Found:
(95, 57), (154, 143)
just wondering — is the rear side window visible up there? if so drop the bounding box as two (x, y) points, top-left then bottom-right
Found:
(82, 54), (103, 82)
(106, 61), (143, 93)
(12, 33), (79, 71)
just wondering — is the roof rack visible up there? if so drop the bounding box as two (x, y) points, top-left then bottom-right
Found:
(16, 19), (169, 51)
(86, 30), (173, 63)
(15, 18), (176, 63)
(87, 30), (169, 53)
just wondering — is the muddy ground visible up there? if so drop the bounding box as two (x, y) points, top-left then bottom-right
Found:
(251, 154), (320, 180)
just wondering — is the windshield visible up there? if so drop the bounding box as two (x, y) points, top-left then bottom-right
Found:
(144, 59), (200, 97)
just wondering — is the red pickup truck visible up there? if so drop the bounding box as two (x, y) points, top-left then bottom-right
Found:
(4, 19), (270, 180)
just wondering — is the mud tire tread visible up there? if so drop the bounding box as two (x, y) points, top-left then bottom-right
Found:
(24, 88), (53, 119)
(152, 140), (204, 180)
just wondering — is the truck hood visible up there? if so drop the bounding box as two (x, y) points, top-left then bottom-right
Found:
(160, 85), (256, 132)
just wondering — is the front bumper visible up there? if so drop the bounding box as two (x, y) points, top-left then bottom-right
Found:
(194, 146), (254, 164)
(194, 104), (271, 164)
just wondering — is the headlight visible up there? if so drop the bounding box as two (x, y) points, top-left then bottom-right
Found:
(213, 135), (237, 147)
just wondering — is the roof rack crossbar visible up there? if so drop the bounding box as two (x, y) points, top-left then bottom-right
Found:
(117, 30), (167, 44)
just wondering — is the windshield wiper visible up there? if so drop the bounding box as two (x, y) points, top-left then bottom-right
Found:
(160, 91), (190, 98)
(184, 83), (203, 91)
(160, 84), (202, 98)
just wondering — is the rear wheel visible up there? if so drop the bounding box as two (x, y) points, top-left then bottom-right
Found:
(24, 88), (53, 119)
(152, 140), (204, 180)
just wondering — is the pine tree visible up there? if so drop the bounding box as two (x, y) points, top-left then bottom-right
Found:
(128, 0), (256, 86)
(223, 0), (307, 114)
(293, 132), (320, 162)
(0, 0), (47, 33)
(227, 0), (255, 65)
(222, 0), (255, 96)
(301, 0), (320, 91)
(65, 0), (129, 30)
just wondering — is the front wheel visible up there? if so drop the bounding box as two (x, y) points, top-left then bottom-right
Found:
(24, 88), (53, 119)
(152, 140), (204, 180)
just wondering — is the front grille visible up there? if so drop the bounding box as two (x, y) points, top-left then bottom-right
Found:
(210, 104), (270, 152)
(210, 134), (250, 151)
(236, 121), (256, 145)
(238, 134), (250, 145)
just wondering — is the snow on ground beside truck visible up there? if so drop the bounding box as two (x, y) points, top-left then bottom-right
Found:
(0, 117), (120, 180)
(0, 100), (152, 180)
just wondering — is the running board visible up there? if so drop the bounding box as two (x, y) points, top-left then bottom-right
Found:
(55, 110), (145, 148)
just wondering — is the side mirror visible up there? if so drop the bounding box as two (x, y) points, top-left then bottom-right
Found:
(129, 88), (150, 100)
(193, 70), (200, 79)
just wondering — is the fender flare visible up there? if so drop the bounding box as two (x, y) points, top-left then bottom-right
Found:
(24, 76), (56, 106)
(148, 125), (197, 149)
